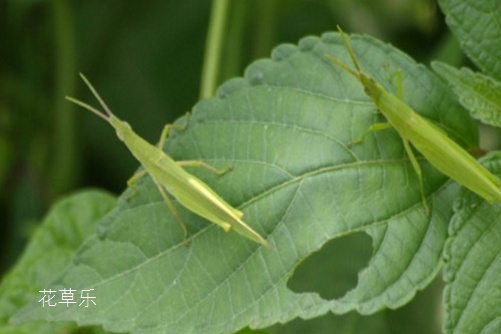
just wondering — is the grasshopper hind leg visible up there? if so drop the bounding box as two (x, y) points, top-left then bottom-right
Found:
(156, 184), (190, 246)
(402, 138), (430, 216)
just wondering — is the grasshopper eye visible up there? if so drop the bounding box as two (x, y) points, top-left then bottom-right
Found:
(123, 121), (132, 130)
(115, 121), (131, 141)
(115, 129), (124, 141)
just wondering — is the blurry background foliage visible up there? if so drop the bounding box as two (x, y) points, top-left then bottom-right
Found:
(0, 0), (462, 281)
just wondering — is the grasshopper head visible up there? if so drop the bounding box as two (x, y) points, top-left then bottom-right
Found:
(109, 116), (132, 141)
(359, 74), (382, 100)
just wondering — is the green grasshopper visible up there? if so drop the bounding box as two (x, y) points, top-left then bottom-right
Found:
(326, 27), (501, 214)
(67, 73), (270, 248)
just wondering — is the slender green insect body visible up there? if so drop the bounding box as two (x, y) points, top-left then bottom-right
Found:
(68, 73), (270, 248)
(327, 27), (501, 211)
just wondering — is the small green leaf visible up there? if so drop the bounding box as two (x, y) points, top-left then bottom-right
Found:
(444, 152), (501, 334)
(432, 61), (501, 128)
(439, 0), (501, 80)
(12, 32), (473, 333)
(0, 190), (116, 334)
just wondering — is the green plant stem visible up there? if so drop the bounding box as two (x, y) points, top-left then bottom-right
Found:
(200, 0), (230, 99)
(50, 0), (78, 196)
(218, 0), (248, 83)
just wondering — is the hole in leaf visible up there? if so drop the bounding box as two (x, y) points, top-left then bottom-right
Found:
(288, 232), (373, 299)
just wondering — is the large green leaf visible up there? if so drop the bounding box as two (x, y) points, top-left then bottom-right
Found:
(444, 152), (501, 334)
(12, 32), (474, 333)
(439, 0), (501, 80)
(432, 61), (501, 128)
(0, 190), (116, 334)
